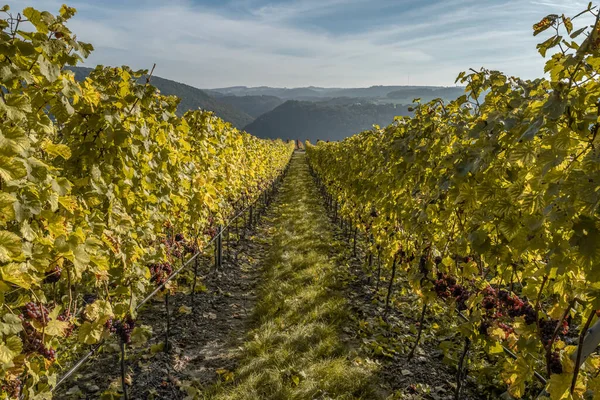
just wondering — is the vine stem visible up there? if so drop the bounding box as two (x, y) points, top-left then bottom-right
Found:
(384, 253), (399, 315)
(120, 340), (129, 400)
(165, 292), (170, 352)
(571, 310), (597, 394)
(455, 338), (470, 400)
(408, 302), (428, 360)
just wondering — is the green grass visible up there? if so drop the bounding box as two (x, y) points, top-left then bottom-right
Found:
(210, 153), (380, 400)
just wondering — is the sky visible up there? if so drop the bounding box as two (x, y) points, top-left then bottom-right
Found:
(2, 0), (594, 88)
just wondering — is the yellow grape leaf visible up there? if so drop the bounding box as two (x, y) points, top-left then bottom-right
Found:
(0, 231), (22, 263)
(1, 263), (31, 289)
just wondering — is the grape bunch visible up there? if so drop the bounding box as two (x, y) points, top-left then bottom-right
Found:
(39, 347), (56, 361)
(478, 320), (491, 335)
(21, 323), (56, 361)
(496, 290), (537, 324)
(83, 293), (98, 305)
(105, 318), (117, 334)
(451, 284), (470, 311)
(481, 286), (498, 312)
(204, 225), (218, 238)
(22, 302), (49, 326)
(434, 277), (450, 298)
(433, 273), (469, 310)
(106, 316), (136, 344)
(1, 377), (21, 398)
(539, 318), (569, 347)
(148, 262), (173, 286)
(43, 265), (62, 284)
(184, 241), (197, 255)
(548, 351), (563, 374)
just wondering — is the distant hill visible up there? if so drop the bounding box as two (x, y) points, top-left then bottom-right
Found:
(386, 87), (465, 103)
(244, 100), (412, 142)
(209, 85), (465, 102)
(68, 66), (254, 129)
(217, 95), (285, 118)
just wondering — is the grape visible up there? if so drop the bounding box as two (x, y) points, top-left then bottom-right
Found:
(548, 351), (562, 374)
(522, 304), (537, 325)
(40, 346), (56, 361)
(21, 321), (56, 361)
(478, 321), (491, 335)
(482, 286), (496, 296)
(148, 262), (173, 286)
(452, 285), (470, 311)
(2, 377), (21, 398)
(115, 316), (136, 344)
(23, 302), (49, 326)
(434, 279), (449, 298)
(43, 265), (62, 284)
(105, 318), (117, 334)
(482, 296), (497, 310)
(184, 242), (197, 255)
(539, 318), (562, 346)
(83, 293), (98, 305)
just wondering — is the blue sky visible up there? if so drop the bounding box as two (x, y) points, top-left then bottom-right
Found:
(3, 0), (593, 88)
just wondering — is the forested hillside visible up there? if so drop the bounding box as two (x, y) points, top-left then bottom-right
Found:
(217, 95), (285, 118)
(244, 100), (411, 141)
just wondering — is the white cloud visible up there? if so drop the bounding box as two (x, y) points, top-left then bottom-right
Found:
(2, 0), (594, 88)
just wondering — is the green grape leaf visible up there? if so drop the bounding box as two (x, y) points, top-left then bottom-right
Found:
(0, 231), (22, 263)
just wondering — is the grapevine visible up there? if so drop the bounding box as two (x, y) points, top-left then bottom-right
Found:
(307, 5), (600, 398)
(0, 4), (294, 398)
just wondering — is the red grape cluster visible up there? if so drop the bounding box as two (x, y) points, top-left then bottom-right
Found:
(21, 322), (56, 361)
(548, 351), (563, 374)
(148, 263), (173, 286)
(22, 302), (49, 326)
(539, 318), (569, 347)
(106, 316), (136, 344)
(496, 290), (537, 325)
(83, 293), (98, 305)
(1, 377), (21, 398)
(204, 226), (218, 238)
(433, 273), (470, 310)
(481, 286), (498, 312)
(43, 265), (62, 284)
(478, 320), (491, 335)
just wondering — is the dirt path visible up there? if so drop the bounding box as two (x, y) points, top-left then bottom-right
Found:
(210, 152), (381, 400)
